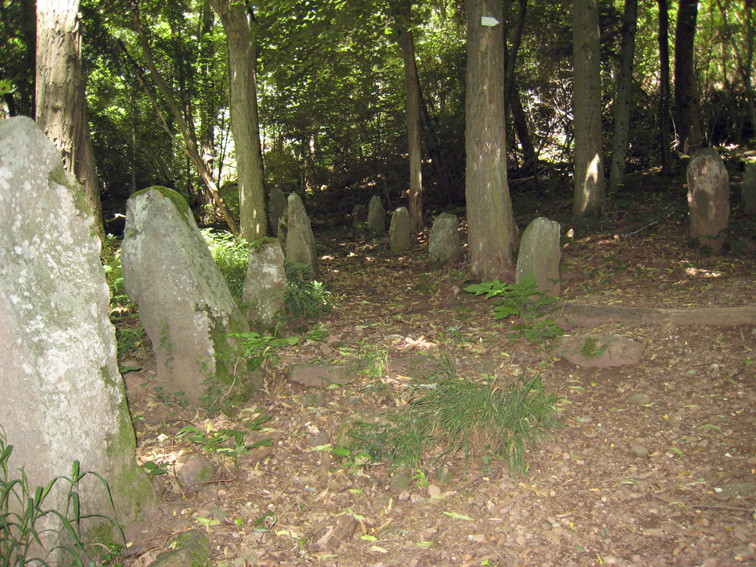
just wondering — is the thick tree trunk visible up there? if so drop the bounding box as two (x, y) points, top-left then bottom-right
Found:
(674, 0), (702, 155)
(572, 0), (605, 219)
(35, 0), (104, 240)
(132, 5), (239, 235)
(465, 0), (518, 282)
(210, 0), (267, 240)
(396, 2), (423, 235)
(608, 0), (638, 190)
(657, 0), (673, 175)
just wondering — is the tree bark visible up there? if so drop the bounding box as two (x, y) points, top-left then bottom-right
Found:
(657, 0), (673, 175)
(209, 0), (267, 240)
(396, 1), (423, 235)
(132, 4), (239, 235)
(572, 0), (605, 219)
(673, 0), (702, 155)
(465, 0), (518, 282)
(510, 79), (537, 170)
(608, 0), (638, 190)
(35, 0), (104, 240)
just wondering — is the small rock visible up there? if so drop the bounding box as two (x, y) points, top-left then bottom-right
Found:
(625, 393), (651, 405)
(175, 455), (216, 491)
(427, 484), (441, 498)
(148, 529), (211, 567)
(630, 444), (649, 458)
(390, 472), (411, 492)
(287, 364), (353, 387)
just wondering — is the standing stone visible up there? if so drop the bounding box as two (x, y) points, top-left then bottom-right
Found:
(367, 195), (386, 235)
(0, 117), (155, 552)
(122, 187), (252, 405)
(268, 187), (287, 236)
(284, 193), (319, 277)
(352, 203), (367, 223)
(686, 148), (730, 254)
(429, 213), (460, 266)
(243, 239), (286, 330)
(742, 162), (756, 216)
(516, 217), (562, 297)
(389, 207), (411, 253)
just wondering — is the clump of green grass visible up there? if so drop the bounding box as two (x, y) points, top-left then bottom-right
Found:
(284, 261), (332, 319)
(0, 427), (124, 565)
(348, 373), (559, 479)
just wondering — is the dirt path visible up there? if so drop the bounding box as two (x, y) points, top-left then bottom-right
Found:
(121, 210), (755, 567)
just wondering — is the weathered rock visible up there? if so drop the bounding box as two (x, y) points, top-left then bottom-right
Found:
(148, 530), (211, 567)
(0, 117), (156, 552)
(742, 162), (756, 216)
(556, 334), (644, 367)
(630, 444), (650, 458)
(516, 217), (561, 296)
(367, 195), (386, 235)
(352, 203), (367, 223)
(625, 392), (652, 405)
(175, 454), (216, 491)
(686, 148), (730, 253)
(284, 193), (318, 277)
(122, 187), (251, 405)
(429, 213), (460, 266)
(287, 364), (353, 387)
(243, 238), (286, 330)
(268, 187), (287, 236)
(389, 206), (411, 253)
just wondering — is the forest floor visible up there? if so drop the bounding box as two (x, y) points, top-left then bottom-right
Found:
(119, 172), (755, 567)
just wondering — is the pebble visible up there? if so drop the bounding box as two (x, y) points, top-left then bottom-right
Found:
(630, 444), (649, 458)
(625, 393), (651, 405)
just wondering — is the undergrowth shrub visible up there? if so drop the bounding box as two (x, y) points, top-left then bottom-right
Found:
(201, 229), (251, 305)
(284, 261), (332, 319)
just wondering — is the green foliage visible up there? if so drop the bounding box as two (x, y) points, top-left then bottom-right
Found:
(102, 235), (131, 315)
(0, 427), (124, 566)
(201, 229), (252, 305)
(347, 375), (559, 479)
(464, 275), (556, 320)
(284, 262), (332, 319)
(227, 330), (300, 374)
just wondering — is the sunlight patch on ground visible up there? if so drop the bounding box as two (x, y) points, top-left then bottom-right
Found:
(684, 266), (722, 278)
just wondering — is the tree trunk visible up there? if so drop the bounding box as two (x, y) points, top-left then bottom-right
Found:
(396, 1), (423, 235)
(572, 0), (605, 219)
(503, 0), (527, 111)
(465, 0), (517, 282)
(35, 0), (104, 241)
(608, 0), (638, 190)
(132, 4), (239, 235)
(674, 0), (702, 155)
(510, 79), (537, 170)
(657, 0), (672, 175)
(210, 0), (267, 240)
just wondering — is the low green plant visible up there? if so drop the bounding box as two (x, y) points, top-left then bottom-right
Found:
(284, 262), (332, 319)
(227, 329), (300, 373)
(357, 344), (389, 380)
(347, 374), (559, 478)
(0, 427), (124, 566)
(201, 228), (251, 305)
(464, 274), (556, 319)
(115, 326), (147, 359)
(102, 235), (131, 315)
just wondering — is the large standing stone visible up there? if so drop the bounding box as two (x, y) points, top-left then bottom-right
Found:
(122, 187), (252, 405)
(686, 148), (730, 254)
(389, 207), (411, 253)
(429, 213), (460, 266)
(284, 193), (319, 277)
(515, 217), (562, 297)
(268, 187), (286, 236)
(367, 195), (386, 235)
(742, 162), (756, 216)
(243, 239), (286, 330)
(0, 117), (155, 553)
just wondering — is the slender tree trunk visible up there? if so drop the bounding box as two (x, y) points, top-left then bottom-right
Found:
(396, 1), (423, 235)
(132, 4), (239, 235)
(465, 0), (517, 282)
(657, 0), (672, 175)
(674, 0), (702, 155)
(210, 0), (267, 240)
(572, 0), (605, 219)
(197, 0), (217, 190)
(503, 0), (527, 111)
(609, 0), (638, 190)
(35, 0), (104, 240)
(510, 80), (536, 169)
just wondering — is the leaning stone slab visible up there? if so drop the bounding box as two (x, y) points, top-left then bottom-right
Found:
(284, 193), (319, 277)
(0, 117), (155, 552)
(516, 217), (561, 296)
(243, 238), (286, 330)
(367, 195), (386, 235)
(556, 334), (644, 368)
(122, 187), (251, 405)
(429, 212), (460, 266)
(742, 162), (756, 216)
(268, 187), (286, 236)
(687, 148), (730, 254)
(389, 206), (411, 253)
